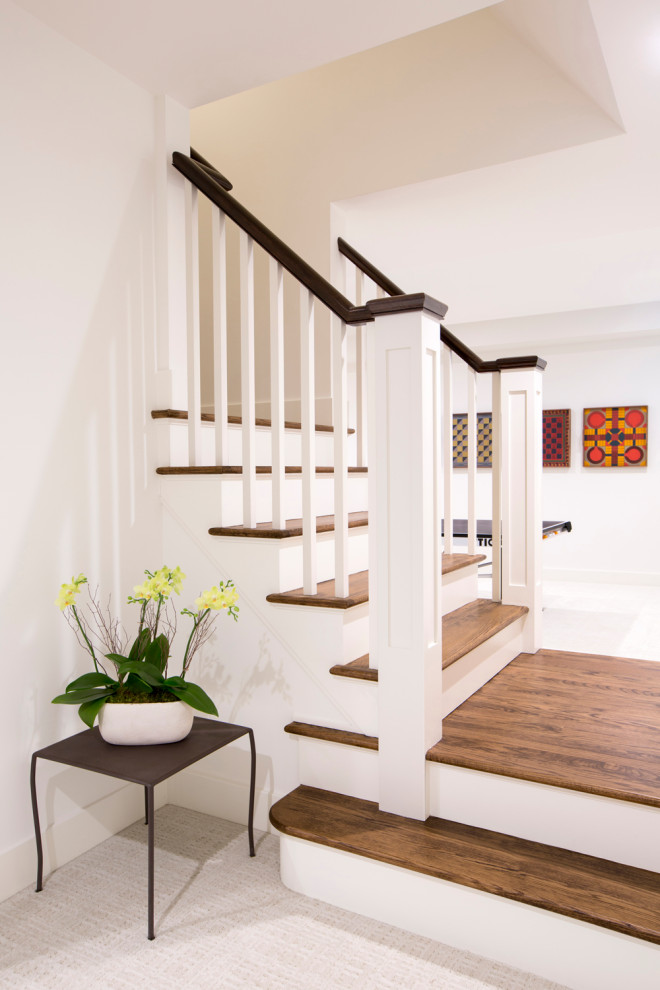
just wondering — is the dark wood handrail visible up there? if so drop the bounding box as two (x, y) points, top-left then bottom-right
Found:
(190, 147), (233, 191)
(173, 152), (373, 326)
(339, 236), (546, 372)
(338, 237), (405, 296)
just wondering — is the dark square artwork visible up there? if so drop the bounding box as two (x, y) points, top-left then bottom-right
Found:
(543, 409), (571, 467)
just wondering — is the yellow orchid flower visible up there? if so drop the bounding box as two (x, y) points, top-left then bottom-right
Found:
(132, 580), (156, 602)
(169, 566), (186, 594)
(195, 583), (239, 612)
(55, 573), (87, 610)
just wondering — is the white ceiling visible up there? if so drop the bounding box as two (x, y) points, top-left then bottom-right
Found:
(11, 0), (500, 108)
(335, 0), (660, 331)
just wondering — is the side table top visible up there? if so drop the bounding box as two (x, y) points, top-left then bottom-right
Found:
(33, 717), (251, 786)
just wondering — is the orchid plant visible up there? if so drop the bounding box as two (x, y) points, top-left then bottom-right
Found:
(53, 567), (239, 727)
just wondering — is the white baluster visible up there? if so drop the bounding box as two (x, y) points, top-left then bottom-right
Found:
(467, 367), (478, 554)
(300, 286), (317, 593)
(345, 260), (358, 454)
(491, 371), (502, 601)
(332, 315), (349, 598)
(442, 345), (453, 555)
(269, 258), (285, 530)
(211, 206), (229, 470)
(239, 230), (256, 528)
(184, 180), (202, 466)
(356, 272), (369, 467)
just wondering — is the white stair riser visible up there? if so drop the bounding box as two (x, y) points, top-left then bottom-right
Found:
(280, 835), (660, 990)
(159, 473), (368, 525)
(296, 677), (379, 738)
(441, 617), (526, 718)
(264, 602), (370, 668)
(441, 565), (480, 616)
(214, 530), (369, 590)
(295, 736), (379, 801)
(157, 418), (340, 467)
(428, 763), (660, 874)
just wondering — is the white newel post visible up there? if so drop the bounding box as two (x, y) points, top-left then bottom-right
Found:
(498, 363), (544, 653)
(367, 296), (446, 822)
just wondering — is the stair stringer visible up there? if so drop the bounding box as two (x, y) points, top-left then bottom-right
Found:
(160, 487), (389, 832)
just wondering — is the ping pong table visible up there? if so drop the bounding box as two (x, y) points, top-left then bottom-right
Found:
(442, 519), (572, 549)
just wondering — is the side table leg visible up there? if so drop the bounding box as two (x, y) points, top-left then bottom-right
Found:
(146, 785), (155, 940)
(144, 786), (149, 826)
(30, 754), (44, 892)
(247, 730), (256, 857)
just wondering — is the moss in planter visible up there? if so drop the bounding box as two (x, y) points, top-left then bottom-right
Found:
(106, 686), (179, 704)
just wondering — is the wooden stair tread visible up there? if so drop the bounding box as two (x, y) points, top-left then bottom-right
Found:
(266, 555), (484, 610)
(270, 785), (660, 946)
(267, 571), (369, 609)
(210, 511), (368, 539)
(329, 654), (377, 681)
(157, 465), (368, 475)
(328, 599), (527, 676)
(151, 408), (354, 434)
(442, 552), (486, 574)
(284, 722), (378, 750)
(427, 649), (660, 808)
(442, 599), (527, 670)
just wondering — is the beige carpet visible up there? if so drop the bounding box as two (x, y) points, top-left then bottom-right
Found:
(0, 806), (567, 989)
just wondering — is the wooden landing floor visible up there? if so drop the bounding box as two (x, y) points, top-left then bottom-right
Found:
(427, 649), (660, 808)
(270, 785), (660, 945)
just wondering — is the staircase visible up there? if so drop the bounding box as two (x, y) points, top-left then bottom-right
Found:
(154, 149), (660, 989)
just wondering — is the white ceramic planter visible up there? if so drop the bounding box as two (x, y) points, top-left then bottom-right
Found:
(98, 700), (194, 746)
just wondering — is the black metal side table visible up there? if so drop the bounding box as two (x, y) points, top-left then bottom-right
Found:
(30, 716), (256, 939)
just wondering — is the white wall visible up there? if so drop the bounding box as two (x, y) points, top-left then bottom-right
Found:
(0, 0), (166, 898)
(540, 339), (660, 582)
(191, 6), (617, 414)
(446, 330), (660, 583)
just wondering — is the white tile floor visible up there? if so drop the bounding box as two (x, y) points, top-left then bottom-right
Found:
(478, 577), (660, 662)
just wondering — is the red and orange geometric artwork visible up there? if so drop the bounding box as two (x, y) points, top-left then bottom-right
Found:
(583, 406), (648, 467)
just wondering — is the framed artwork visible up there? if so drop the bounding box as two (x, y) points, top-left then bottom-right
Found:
(583, 406), (647, 467)
(543, 409), (571, 467)
(453, 413), (492, 468)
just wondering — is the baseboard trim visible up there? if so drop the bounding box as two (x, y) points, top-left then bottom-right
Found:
(1, 782), (168, 904)
(280, 833), (660, 990)
(543, 568), (660, 586)
(167, 766), (279, 834)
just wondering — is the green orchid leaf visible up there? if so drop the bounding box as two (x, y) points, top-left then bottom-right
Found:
(52, 687), (115, 705)
(144, 635), (169, 675)
(128, 628), (151, 662)
(105, 653), (129, 669)
(117, 660), (164, 686)
(78, 696), (108, 728)
(65, 672), (115, 693)
(165, 680), (217, 716)
(124, 673), (153, 695)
